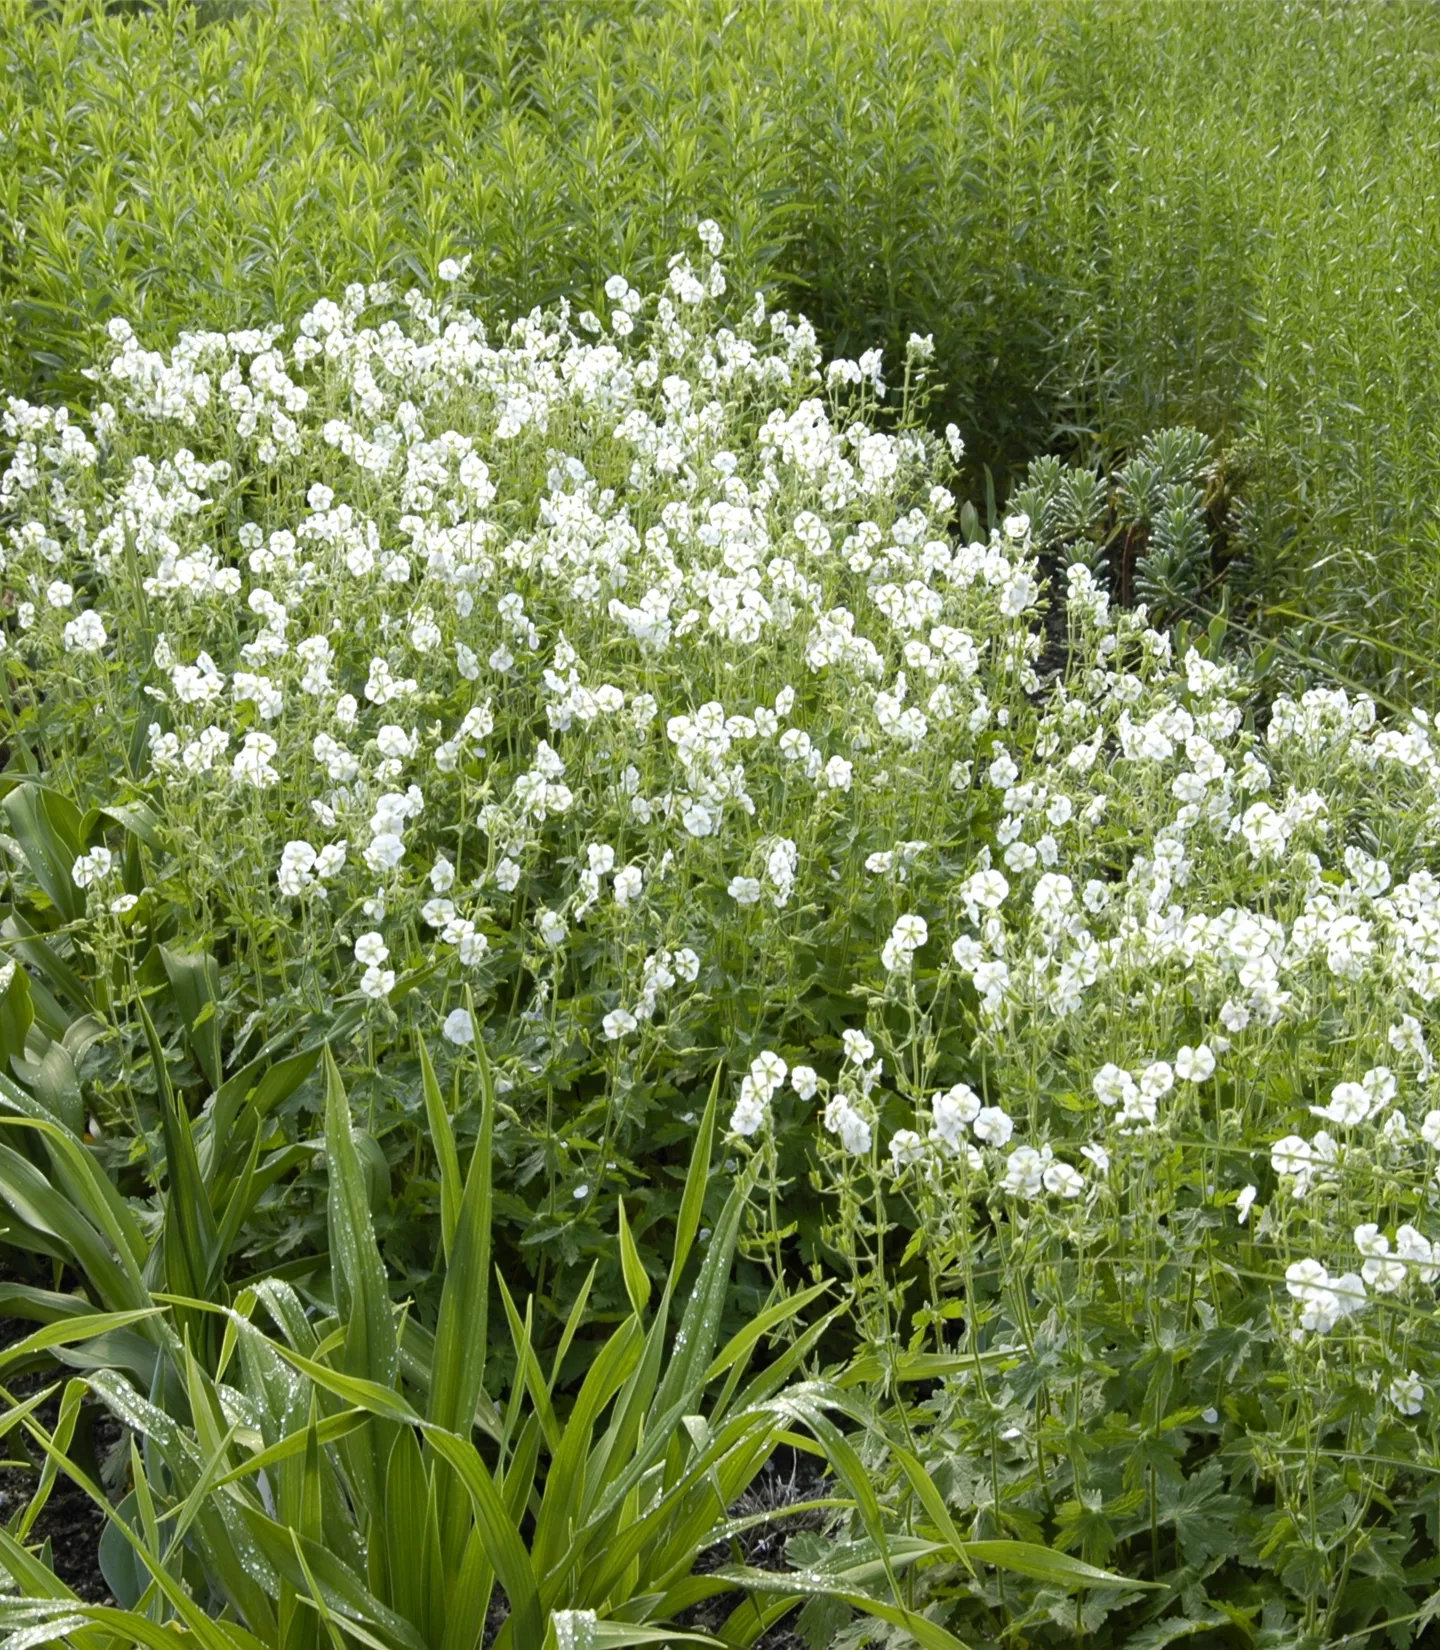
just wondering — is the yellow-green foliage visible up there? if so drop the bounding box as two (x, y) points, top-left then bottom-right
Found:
(3, 0), (1440, 690)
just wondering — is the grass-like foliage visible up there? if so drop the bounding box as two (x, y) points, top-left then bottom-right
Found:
(0, 1033), (1136, 1650)
(3, 0), (1440, 692)
(1, 224), (1439, 1645)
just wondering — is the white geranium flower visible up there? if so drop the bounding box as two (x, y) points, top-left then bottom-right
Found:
(442, 1008), (475, 1045)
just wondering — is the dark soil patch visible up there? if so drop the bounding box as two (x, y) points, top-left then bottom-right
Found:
(1, 1257), (117, 1605)
(679, 1446), (835, 1650)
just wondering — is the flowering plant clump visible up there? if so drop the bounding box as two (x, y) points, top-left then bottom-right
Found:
(1, 222), (1005, 1282)
(3, 223), (1440, 1639)
(779, 591), (1440, 1632)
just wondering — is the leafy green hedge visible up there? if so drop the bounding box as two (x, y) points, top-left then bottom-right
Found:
(4, 0), (1440, 692)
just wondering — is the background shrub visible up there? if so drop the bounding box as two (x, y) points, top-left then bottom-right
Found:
(4, 0), (1440, 693)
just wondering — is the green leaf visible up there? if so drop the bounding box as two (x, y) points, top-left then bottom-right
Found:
(430, 1011), (496, 1566)
(418, 1033), (461, 1263)
(31, 1036), (84, 1136)
(959, 1540), (1160, 1591)
(0, 957), (35, 1075)
(95, 797), (164, 850)
(889, 1442), (977, 1579)
(616, 1197), (652, 1318)
(0, 1308), (163, 1376)
(422, 1427), (545, 1650)
(712, 1565), (971, 1650)
(0, 1135), (146, 1312)
(140, 997), (218, 1302)
(383, 1424), (434, 1637)
(672, 1060), (721, 1278)
(161, 944), (225, 1090)
(208, 1044), (320, 1161)
(429, 1022), (493, 1426)
(323, 1046), (397, 1390)
(2, 784), (85, 923)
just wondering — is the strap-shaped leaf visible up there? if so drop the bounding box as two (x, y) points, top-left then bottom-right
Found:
(711, 1564), (971, 1650)
(650, 1175), (747, 1422)
(417, 1033), (461, 1262)
(323, 1046), (397, 1389)
(207, 1043), (319, 1171)
(420, 1427), (545, 1650)
(430, 1003), (495, 1567)
(0, 1138), (145, 1313)
(428, 1016), (492, 1435)
(0, 1097), (148, 1271)
(672, 1061), (722, 1278)
(529, 1317), (644, 1586)
(139, 998), (218, 1301)
(383, 1424), (433, 1634)
(616, 1198), (652, 1318)
(957, 1539), (1160, 1591)
(160, 945), (225, 1092)
(0, 1309), (162, 1377)
(2, 784), (84, 923)
(0, 958), (34, 1074)
(238, 1503), (430, 1650)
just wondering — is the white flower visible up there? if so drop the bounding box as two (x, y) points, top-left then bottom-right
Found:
(442, 1008), (475, 1045)
(1285, 1256), (1329, 1302)
(376, 723), (415, 759)
(277, 840), (318, 897)
(1001, 1145), (1047, 1197)
(613, 865), (644, 905)
(973, 1106), (1014, 1147)
(1388, 1371), (1424, 1417)
(1092, 1064), (1133, 1108)
(1175, 1044), (1216, 1083)
(823, 1097), (872, 1155)
(1311, 1081), (1371, 1128)
(63, 610), (107, 653)
(1236, 1185), (1258, 1224)
(603, 1008), (637, 1040)
(1395, 1225), (1440, 1283)
(889, 913), (928, 953)
(1354, 1225), (1407, 1293)
(354, 932), (389, 967)
(841, 1030), (874, 1065)
(889, 1129), (924, 1172)
(360, 965), (395, 1001)
(750, 1050), (788, 1094)
(1220, 999), (1251, 1033)
(1043, 1160), (1085, 1199)
(791, 1065), (819, 1100)
(1270, 1135), (1313, 1180)
(728, 875), (762, 906)
(931, 1083), (981, 1148)
(71, 847), (114, 889)
(1139, 1062), (1174, 1102)
(730, 1087), (769, 1136)
(961, 869), (1009, 914)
